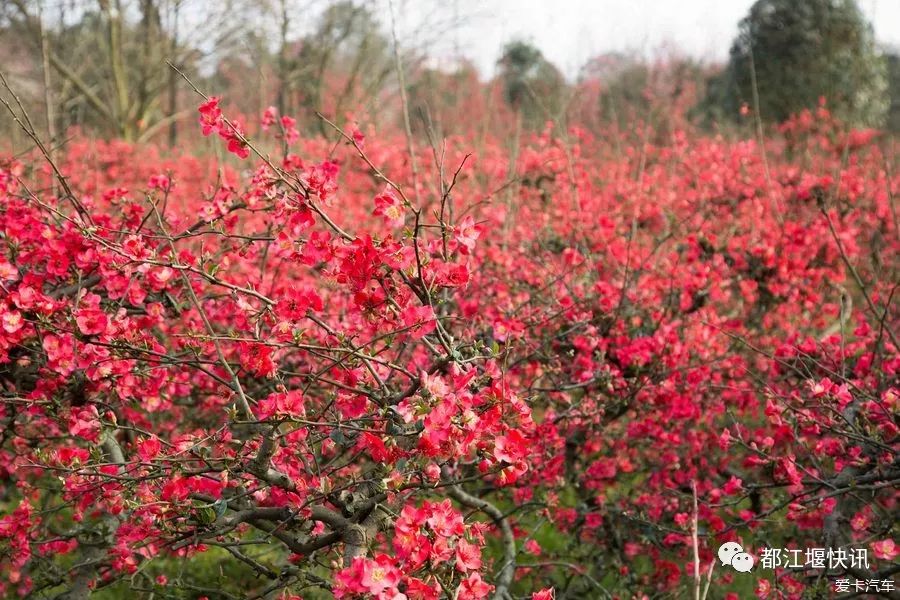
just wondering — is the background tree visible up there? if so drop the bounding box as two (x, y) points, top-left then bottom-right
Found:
(405, 60), (492, 137)
(280, 1), (394, 131)
(885, 49), (900, 132)
(496, 40), (566, 130)
(0, 0), (247, 143)
(577, 52), (708, 141)
(5, 0), (177, 140)
(706, 0), (889, 126)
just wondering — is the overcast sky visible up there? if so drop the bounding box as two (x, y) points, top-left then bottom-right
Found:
(392, 0), (900, 78)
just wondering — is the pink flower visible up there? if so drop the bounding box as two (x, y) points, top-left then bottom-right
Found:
(424, 463), (441, 482)
(43, 333), (75, 375)
(360, 554), (401, 596)
(69, 405), (101, 442)
(456, 573), (493, 600)
(198, 97), (222, 136)
(872, 539), (898, 560)
(493, 429), (527, 464)
(260, 106), (277, 130)
(427, 500), (465, 538)
(75, 307), (108, 336)
(850, 509), (871, 532)
(148, 174), (171, 191)
(1, 310), (23, 334)
(455, 538), (482, 572)
(351, 128), (365, 148)
(524, 539), (542, 556)
(280, 115), (299, 145)
(402, 304), (437, 339)
(454, 216), (480, 254)
(374, 191), (405, 228)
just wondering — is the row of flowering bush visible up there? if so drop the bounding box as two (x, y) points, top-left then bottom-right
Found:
(0, 98), (896, 598)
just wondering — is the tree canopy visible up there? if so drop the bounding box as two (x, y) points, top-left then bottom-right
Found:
(708, 0), (889, 126)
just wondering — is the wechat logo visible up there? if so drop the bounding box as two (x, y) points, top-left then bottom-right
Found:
(718, 542), (755, 572)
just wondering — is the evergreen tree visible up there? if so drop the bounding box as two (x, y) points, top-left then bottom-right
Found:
(708, 0), (888, 126)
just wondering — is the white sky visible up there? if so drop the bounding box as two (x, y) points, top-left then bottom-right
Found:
(392, 0), (900, 79)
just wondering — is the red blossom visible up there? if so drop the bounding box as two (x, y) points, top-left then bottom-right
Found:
(373, 190), (405, 229)
(198, 97), (222, 136)
(68, 405), (101, 442)
(456, 573), (493, 600)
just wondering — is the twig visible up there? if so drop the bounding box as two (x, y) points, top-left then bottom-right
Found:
(387, 0), (421, 207)
(445, 475), (516, 600)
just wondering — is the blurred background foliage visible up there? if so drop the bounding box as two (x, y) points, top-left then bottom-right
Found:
(705, 0), (889, 126)
(0, 0), (898, 151)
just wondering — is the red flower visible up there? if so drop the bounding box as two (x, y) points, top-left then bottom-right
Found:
(402, 304), (437, 339)
(68, 405), (101, 442)
(275, 286), (324, 322)
(225, 129), (250, 159)
(427, 500), (465, 538)
(198, 97), (222, 136)
(258, 390), (305, 420)
(239, 342), (276, 378)
(404, 578), (440, 600)
(374, 190), (405, 229)
(75, 307), (108, 336)
(436, 262), (470, 287)
(338, 236), (383, 290)
(137, 437), (161, 461)
(456, 573), (493, 600)
(197, 98), (249, 158)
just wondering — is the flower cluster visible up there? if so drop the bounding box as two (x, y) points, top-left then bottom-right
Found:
(198, 96), (250, 158)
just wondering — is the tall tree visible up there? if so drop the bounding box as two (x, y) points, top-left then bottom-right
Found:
(707, 0), (889, 126)
(2, 0), (242, 142)
(885, 50), (900, 132)
(497, 40), (566, 130)
(288, 1), (393, 131)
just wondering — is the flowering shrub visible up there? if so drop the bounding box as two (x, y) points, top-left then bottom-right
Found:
(0, 100), (896, 599)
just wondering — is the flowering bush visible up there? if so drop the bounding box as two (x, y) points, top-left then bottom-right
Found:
(0, 100), (896, 599)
